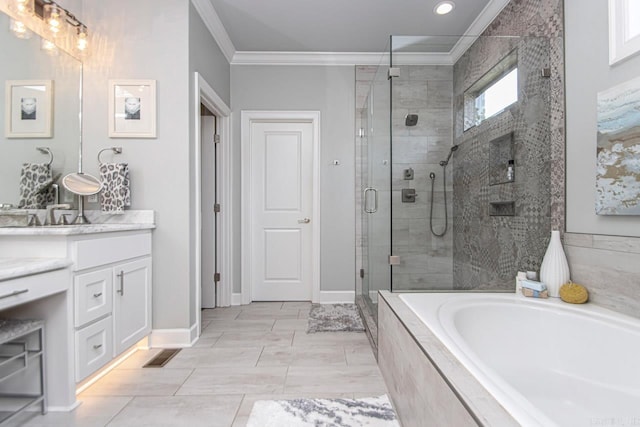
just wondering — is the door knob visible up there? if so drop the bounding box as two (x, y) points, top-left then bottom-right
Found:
(298, 218), (311, 224)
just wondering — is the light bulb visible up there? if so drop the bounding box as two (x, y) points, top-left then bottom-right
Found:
(10, 0), (34, 16)
(44, 4), (65, 37)
(10, 19), (33, 39)
(41, 38), (59, 56)
(76, 25), (89, 56)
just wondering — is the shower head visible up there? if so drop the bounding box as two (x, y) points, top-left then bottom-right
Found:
(405, 114), (418, 126)
(439, 145), (459, 167)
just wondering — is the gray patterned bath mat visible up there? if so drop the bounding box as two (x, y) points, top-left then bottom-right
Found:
(306, 303), (365, 333)
(247, 395), (399, 427)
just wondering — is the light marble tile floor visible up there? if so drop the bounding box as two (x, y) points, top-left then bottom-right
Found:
(12, 302), (384, 426)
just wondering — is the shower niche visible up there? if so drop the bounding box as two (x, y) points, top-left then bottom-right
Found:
(489, 132), (515, 186)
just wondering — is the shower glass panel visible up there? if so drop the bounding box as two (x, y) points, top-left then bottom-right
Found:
(359, 46), (392, 325)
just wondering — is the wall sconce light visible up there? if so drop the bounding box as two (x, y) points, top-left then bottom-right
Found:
(2, 0), (90, 58)
(41, 37), (59, 56)
(9, 0), (33, 16)
(9, 18), (32, 39)
(75, 24), (89, 56)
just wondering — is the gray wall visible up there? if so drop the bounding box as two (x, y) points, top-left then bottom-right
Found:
(188, 2), (231, 324)
(565, 0), (640, 237)
(563, 1), (640, 320)
(231, 65), (356, 295)
(82, 0), (192, 330)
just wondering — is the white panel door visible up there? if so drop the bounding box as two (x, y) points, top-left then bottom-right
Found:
(251, 121), (314, 301)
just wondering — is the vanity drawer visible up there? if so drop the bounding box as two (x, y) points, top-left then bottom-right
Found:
(74, 269), (113, 328)
(73, 232), (151, 271)
(75, 316), (113, 382)
(0, 268), (69, 311)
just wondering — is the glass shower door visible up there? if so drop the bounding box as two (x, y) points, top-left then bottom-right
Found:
(361, 61), (392, 321)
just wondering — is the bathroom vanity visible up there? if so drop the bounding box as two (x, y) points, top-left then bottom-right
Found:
(0, 215), (154, 410)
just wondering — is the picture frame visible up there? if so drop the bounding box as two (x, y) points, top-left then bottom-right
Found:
(4, 80), (53, 138)
(108, 79), (156, 138)
(608, 0), (640, 65)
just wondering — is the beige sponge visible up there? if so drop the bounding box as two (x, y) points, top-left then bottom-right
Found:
(559, 282), (589, 304)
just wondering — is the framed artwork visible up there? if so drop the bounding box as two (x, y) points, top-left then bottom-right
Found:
(596, 75), (640, 215)
(609, 0), (640, 65)
(108, 79), (156, 138)
(4, 80), (53, 138)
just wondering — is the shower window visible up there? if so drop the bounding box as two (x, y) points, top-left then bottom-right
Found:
(464, 49), (518, 130)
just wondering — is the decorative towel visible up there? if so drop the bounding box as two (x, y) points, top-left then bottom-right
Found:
(99, 163), (130, 214)
(17, 163), (56, 209)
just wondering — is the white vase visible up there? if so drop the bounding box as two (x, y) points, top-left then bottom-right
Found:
(539, 230), (570, 298)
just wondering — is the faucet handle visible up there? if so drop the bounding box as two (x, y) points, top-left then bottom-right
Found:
(57, 214), (72, 226)
(28, 214), (42, 227)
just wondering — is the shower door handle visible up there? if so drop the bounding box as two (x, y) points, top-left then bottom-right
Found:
(364, 187), (378, 214)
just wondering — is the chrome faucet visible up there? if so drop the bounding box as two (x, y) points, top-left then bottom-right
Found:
(44, 203), (72, 226)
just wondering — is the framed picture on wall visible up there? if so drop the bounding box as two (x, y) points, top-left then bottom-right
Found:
(108, 79), (156, 138)
(4, 80), (53, 138)
(609, 0), (640, 65)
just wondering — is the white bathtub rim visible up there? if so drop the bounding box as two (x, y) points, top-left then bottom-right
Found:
(398, 293), (640, 427)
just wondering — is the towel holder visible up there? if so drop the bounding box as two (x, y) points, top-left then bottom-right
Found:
(36, 147), (53, 166)
(98, 147), (123, 164)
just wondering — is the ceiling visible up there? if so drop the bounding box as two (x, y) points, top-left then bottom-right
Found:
(208, 0), (498, 53)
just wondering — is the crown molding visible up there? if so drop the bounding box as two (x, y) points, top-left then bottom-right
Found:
(449, 0), (511, 63)
(191, 0), (236, 63)
(193, 0), (509, 67)
(231, 51), (453, 66)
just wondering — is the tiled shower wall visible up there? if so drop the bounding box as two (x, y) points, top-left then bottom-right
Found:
(452, 0), (565, 290)
(391, 65), (454, 290)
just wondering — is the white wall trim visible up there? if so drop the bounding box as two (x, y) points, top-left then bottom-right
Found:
(193, 72), (233, 341)
(449, 0), (511, 63)
(192, 0), (508, 67)
(190, 0), (236, 63)
(232, 51), (453, 66)
(149, 329), (194, 348)
(319, 291), (355, 304)
(241, 110), (322, 304)
(232, 293), (243, 306)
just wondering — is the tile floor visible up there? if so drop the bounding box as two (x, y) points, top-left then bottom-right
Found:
(12, 302), (386, 426)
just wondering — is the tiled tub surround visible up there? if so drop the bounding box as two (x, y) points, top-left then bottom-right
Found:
(564, 233), (640, 320)
(452, 0), (565, 291)
(378, 291), (516, 427)
(379, 291), (640, 427)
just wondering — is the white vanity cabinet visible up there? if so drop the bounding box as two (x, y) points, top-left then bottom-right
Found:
(71, 230), (152, 382)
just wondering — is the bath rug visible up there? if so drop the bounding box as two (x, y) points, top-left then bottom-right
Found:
(247, 395), (399, 427)
(306, 303), (365, 333)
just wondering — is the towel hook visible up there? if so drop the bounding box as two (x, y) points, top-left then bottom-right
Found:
(98, 147), (123, 164)
(36, 147), (53, 166)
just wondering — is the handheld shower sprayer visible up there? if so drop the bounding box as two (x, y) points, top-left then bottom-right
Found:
(430, 145), (459, 237)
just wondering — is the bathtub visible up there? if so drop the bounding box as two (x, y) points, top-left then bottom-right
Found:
(383, 292), (640, 427)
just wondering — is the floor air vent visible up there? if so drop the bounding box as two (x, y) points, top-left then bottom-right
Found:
(143, 349), (181, 368)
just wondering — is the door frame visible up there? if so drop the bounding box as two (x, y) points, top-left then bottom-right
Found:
(193, 72), (232, 339)
(241, 110), (321, 304)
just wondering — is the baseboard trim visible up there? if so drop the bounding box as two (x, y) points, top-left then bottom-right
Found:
(232, 293), (243, 306)
(46, 401), (82, 412)
(319, 291), (355, 304)
(149, 329), (194, 348)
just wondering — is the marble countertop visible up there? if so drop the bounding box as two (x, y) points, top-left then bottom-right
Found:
(0, 258), (72, 282)
(0, 223), (155, 236)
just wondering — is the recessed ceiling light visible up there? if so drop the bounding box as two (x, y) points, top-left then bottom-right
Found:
(434, 1), (455, 15)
